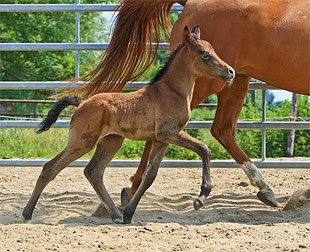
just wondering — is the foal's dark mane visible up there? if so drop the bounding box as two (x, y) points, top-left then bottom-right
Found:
(149, 42), (185, 85)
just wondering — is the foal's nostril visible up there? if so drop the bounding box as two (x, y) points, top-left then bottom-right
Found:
(228, 67), (235, 78)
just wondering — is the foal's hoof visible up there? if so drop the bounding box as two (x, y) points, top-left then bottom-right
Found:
(22, 217), (31, 224)
(121, 188), (131, 208)
(193, 198), (203, 211)
(123, 216), (132, 225)
(257, 191), (278, 207)
(112, 217), (123, 224)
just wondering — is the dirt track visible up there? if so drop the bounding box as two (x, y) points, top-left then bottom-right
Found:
(0, 163), (309, 251)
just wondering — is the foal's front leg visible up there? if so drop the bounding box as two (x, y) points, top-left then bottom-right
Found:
(158, 130), (212, 210)
(123, 141), (169, 224)
(121, 141), (152, 208)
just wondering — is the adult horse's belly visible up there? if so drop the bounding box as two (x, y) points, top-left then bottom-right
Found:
(171, 0), (310, 95)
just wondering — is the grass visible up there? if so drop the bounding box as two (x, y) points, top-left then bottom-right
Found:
(0, 125), (226, 160)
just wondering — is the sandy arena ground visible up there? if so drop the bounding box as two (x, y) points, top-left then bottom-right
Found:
(0, 160), (309, 251)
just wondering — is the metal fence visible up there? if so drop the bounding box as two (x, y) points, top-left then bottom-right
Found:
(0, 3), (309, 168)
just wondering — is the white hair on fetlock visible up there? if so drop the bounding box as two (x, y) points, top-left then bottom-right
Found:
(240, 161), (271, 192)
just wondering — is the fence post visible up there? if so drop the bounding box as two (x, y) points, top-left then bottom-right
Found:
(287, 93), (298, 157)
(75, 0), (80, 78)
(261, 90), (266, 161)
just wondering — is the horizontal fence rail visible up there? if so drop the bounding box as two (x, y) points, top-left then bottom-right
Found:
(1, 120), (309, 130)
(0, 43), (170, 51)
(0, 4), (184, 12)
(1, 3), (309, 168)
(0, 99), (54, 104)
(0, 81), (279, 90)
(0, 159), (309, 169)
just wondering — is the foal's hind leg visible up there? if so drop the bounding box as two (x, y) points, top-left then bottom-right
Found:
(157, 130), (212, 210)
(84, 135), (124, 224)
(123, 141), (169, 224)
(22, 145), (93, 222)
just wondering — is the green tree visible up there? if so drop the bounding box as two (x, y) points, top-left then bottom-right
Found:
(0, 0), (116, 113)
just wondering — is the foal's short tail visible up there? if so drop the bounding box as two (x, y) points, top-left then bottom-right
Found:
(36, 96), (81, 134)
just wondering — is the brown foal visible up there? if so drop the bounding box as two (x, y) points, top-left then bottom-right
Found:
(22, 25), (235, 224)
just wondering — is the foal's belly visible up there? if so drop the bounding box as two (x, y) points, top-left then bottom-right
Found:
(107, 115), (157, 141)
(116, 127), (157, 141)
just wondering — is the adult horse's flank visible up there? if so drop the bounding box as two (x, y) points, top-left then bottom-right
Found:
(23, 25), (235, 224)
(82, 0), (307, 208)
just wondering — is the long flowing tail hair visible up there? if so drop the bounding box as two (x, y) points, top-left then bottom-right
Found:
(61, 0), (177, 99)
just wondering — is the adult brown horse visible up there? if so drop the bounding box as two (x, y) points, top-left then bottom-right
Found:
(68, 0), (310, 208)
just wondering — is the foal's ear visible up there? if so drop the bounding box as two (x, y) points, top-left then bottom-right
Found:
(183, 25), (191, 44)
(191, 24), (200, 40)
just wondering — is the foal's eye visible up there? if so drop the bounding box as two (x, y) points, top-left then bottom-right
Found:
(201, 52), (210, 60)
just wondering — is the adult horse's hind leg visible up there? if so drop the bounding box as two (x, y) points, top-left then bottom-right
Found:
(84, 134), (124, 223)
(123, 141), (169, 224)
(22, 144), (94, 222)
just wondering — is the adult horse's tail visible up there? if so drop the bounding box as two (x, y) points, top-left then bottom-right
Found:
(64, 0), (179, 99)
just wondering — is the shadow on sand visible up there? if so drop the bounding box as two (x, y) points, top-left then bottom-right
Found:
(0, 190), (309, 227)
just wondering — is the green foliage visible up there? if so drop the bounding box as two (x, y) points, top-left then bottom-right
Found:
(0, 0), (110, 81)
(0, 0), (114, 115)
(264, 95), (310, 157)
(235, 94), (310, 158)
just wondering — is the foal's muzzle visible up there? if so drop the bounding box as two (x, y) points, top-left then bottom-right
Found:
(222, 67), (235, 85)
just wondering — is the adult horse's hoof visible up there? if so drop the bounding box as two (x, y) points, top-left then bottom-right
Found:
(257, 191), (278, 207)
(193, 198), (203, 210)
(121, 188), (131, 208)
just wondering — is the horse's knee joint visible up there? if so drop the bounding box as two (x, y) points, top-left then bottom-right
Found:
(84, 166), (97, 180)
(200, 145), (211, 159)
(38, 174), (50, 182)
(143, 164), (158, 181)
(204, 146), (211, 158)
(83, 167), (91, 179)
(40, 164), (56, 181)
(210, 126), (219, 139)
(147, 169), (157, 181)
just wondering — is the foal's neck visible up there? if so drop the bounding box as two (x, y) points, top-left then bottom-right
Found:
(160, 46), (197, 102)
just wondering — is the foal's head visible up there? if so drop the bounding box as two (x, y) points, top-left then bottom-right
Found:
(183, 24), (235, 84)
